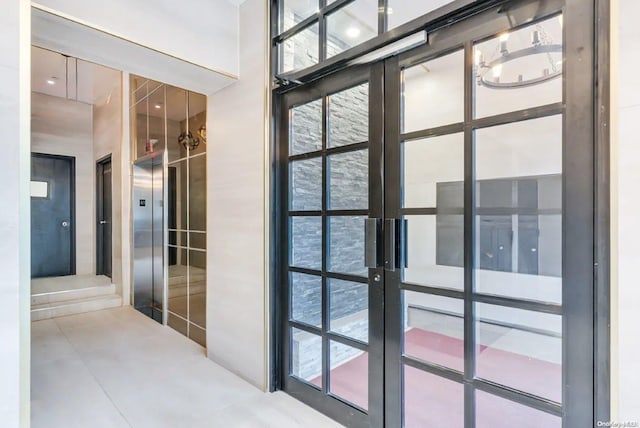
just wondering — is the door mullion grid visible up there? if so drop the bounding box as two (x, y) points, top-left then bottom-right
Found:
(321, 94), (329, 395)
(463, 40), (476, 428)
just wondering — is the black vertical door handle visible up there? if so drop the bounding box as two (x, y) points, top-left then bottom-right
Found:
(384, 219), (396, 272)
(365, 218), (382, 268)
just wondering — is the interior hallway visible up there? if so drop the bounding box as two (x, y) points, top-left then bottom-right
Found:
(31, 307), (342, 428)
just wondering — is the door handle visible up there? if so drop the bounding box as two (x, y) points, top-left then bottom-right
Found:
(61, 221), (70, 228)
(364, 218), (382, 268)
(99, 220), (109, 225)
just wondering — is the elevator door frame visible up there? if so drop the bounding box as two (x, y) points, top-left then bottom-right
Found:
(273, 0), (605, 426)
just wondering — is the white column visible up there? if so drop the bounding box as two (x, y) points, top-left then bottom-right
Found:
(0, 0), (31, 425)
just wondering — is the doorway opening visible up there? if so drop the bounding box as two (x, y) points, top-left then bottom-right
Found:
(96, 155), (112, 278)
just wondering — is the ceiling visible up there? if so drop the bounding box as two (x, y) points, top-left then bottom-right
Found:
(31, 45), (121, 106)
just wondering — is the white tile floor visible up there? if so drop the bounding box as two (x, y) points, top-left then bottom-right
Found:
(31, 307), (342, 428)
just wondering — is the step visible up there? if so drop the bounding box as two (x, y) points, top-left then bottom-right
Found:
(31, 294), (122, 321)
(31, 283), (117, 306)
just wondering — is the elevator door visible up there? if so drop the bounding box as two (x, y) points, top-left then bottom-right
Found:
(133, 153), (164, 323)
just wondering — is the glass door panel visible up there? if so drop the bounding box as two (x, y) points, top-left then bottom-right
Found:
(280, 63), (384, 428)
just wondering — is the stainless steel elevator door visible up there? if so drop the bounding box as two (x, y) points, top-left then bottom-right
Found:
(133, 153), (165, 323)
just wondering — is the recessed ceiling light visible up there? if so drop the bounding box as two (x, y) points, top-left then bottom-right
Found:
(154, 104), (162, 109)
(346, 27), (361, 38)
(46, 78), (56, 85)
(387, 7), (394, 14)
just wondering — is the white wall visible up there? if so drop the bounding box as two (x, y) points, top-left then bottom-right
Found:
(32, 0), (239, 77)
(0, 0), (30, 425)
(207, 0), (268, 390)
(31, 92), (95, 276)
(613, 0), (640, 421)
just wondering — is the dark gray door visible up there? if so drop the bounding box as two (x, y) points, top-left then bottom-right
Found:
(97, 157), (112, 278)
(31, 154), (75, 278)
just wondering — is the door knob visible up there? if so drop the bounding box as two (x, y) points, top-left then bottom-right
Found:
(61, 221), (70, 228)
(99, 220), (108, 225)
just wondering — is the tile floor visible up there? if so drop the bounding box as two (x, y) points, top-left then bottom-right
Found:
(31, 307), (342, 428)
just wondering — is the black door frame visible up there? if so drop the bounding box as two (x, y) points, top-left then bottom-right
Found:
(31, 152), (76, 277)
(96, 154), (112, 278)
(271, 0), (610, 426)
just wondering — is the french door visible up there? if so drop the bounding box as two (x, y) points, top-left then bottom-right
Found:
(276, 1), (596, 427)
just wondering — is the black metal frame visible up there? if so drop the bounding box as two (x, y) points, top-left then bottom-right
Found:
(272, 0), (610, 426)
(96, 153), (112, 278)
(31, 152), (77, 276)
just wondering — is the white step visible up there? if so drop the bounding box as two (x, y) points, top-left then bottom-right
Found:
(31, 294), (122, 321)
(31, 283), (117, 306)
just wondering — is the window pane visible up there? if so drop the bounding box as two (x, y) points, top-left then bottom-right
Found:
(279, 23), (319, 74)
(326, 0), (378, 58)
(475, 116), (562, 303)
(329, 342), (368, 410)
(403, 215), (464, 290)
(291, 328), (322, 388)
(403, 291), (464, 372)
(474, 15), (563, 118)
(290, 216), (322, 270)
(476, 391), (561, 428)
(403, 51), (464, 132)
(329, 279), (368, 343)
(475, 303), (562, 402)
(30, 181), (48, 198)
(328, 83), (368, 148)
(387, 0), (454, 30)
(403, 133), (464, 208)
(404, 366), (464, 428)
(280, 0), (318, 33)
(328, 216), (367, 276)
(290, 99), (322, 156)
(291, 272), (322, 328)
(290, 157), (322, 211)
(328, 149), (368, 210)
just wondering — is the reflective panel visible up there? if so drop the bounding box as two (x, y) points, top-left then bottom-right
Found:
(187, 91), (207, 157)
(404, 366), (464, 428)
(168, 248), (188, 319)
(474, 15), (563, 118)
(403, 133), (464, 208)
(403, 291), (464, 371)
(475, 303), (562, 402)
(328, 149), (368, 210)
(403, 215), (464, 290)
(168, 160), (188, 231)
(476, 391), (561, 428)
(166, 86), (188, 162)
(189, 250), (206, 329)
(279, 24), (319, 73)
(328, 83), (369, 148)
(291, 272), (322, 327)
(148, 85), (165, 155)
(328, 216), (367, 276)
(329, 279), (368, 343)
(169, 231), (187, 247)
(403, 51), (464, 132)
(326, 0), (378, 58)
(189, 232), (206, 250)
(189, 323), (206, 348)
(134, 97), (148, 160)
(290, 99), (323, 155)
(279, 0), (318, 33)
(387, 0), (454, 30)
(189, 154), (207, 231)
(290, 157), (322, 211)
(168, 312), (188, 336)
(475, 116), (562, 303)
(290, 216), (322, 270)
(329, 342), (368, 410)
(291, 328), (322, 388)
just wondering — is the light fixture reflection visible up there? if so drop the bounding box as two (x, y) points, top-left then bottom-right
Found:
(492, 64), (502, 78)
(346, 27), (361, 38)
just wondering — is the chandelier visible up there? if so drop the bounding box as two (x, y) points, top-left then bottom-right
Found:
(178, 91), (201, 151)
(475, 22), (562, 90)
